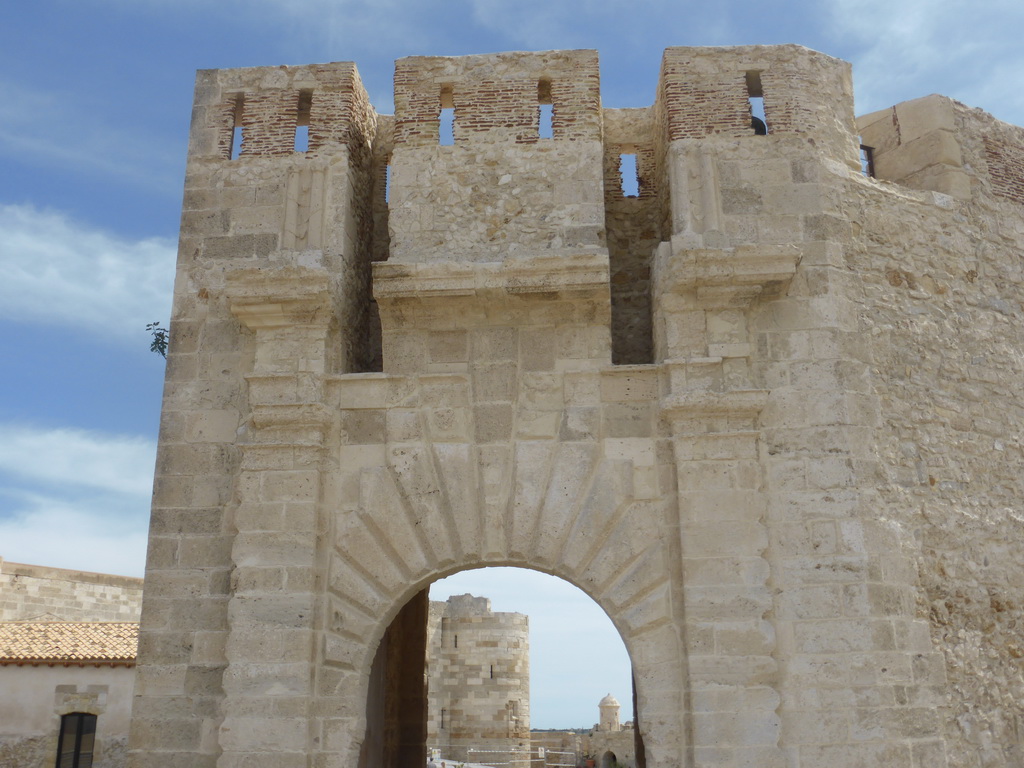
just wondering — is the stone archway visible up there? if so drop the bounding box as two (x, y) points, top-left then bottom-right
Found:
(342, 547), (673, 768)
(357, 568), (645, 768)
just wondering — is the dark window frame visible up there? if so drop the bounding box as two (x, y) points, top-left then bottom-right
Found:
(56, 712), (97, 768)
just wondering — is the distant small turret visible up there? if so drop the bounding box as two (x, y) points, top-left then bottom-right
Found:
(598, 693), (621, 732)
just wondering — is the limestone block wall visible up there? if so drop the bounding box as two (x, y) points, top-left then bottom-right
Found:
(655, 45), (859, 257)
(390, 51), (605, 262)
(843, 103), (1024, 768)
(584, 729), (637, 768)
(0, 559), (142, 622)
(181, 60), (380, 372)
(426, 595), (530, 763)
(602, 107), (664, 365)
(857, 95), (972, 200)
(130, 43), (1024, 768)
(130, 60), (379, 768)
(530, 730), (581, 767)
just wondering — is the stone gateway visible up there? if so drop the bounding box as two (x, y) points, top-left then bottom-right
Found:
(128, 45), (1024, 768)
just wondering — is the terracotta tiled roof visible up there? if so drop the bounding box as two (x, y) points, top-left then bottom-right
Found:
(0, 622), (138, 666)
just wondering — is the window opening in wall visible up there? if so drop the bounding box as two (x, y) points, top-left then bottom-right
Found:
(294, 124), (310, 152)
(538, 79), (553, 139)
(746, 71), (768, 135)
(490, 664), (494, 679)
(860, 142), (875, 177)
(295, 89), (312, 152)
(229, 95), (245, 160)
(439, 85), (455, 146)
(385, 163), (392, 203)
(56, 712), (97, 768)
(619, 151), (639, 197)
(441, 709), (446, 729)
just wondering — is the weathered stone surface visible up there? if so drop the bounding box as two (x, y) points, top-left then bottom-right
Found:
(130, 44), (1024, 768)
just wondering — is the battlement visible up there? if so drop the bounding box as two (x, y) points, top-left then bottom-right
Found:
(178, 45), (1024, 374)
(395, 50), (600, 147)
(188, 61), (375, 161)
(858, 93), (1024, 204)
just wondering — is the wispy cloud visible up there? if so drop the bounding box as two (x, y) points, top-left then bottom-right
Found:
(0, 204), (176, 342)
(0, 79), (183, 193)
(0, 425), (156, 497)
(0, 498), (150, 577)
(0, 424), (156, 576)
(825, 0), (1024, 123)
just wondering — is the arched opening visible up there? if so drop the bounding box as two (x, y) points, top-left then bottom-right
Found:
(359, 567), (645, 768)
(600, 750), (617, 768)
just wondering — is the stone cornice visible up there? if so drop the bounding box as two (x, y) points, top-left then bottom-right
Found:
(653, 242), (801, 309)
(225, 265), (333, 330)
(373, 251), (610, 302)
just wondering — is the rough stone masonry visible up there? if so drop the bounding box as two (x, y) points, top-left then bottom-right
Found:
(127, 44), (1024, 768)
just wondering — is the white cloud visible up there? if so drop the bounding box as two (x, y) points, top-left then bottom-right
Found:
(0, 79), (182, 193)
(826, 0), (1024, 124)
(0, 204), (176, 342)
(0, 424), (157, 496)
(0, 498), (149, 577)
(0, 424), (156, 577)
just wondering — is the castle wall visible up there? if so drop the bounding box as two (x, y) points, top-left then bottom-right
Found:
(843, 102), (1024, 768)
(603, 106), (664, 365)
(389, 51), (605, 263)
(0, 559), (142, 622)
(128, 44), (1024, 768)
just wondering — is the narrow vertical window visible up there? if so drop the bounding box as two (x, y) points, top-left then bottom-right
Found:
(453, 633), (458, 648)
(56, 712), (97, 768)
(746, 71), (768, 135)
(295, 90), (312, 152)
(439, 85), (455, 146)
(441, 709), (446, 730)
(490, 664), (494, 679)
(619, 151), (639, 197)
(859, 143), (875, 177)
(230, 95), (245, 159)
(538, 78), (553, 139)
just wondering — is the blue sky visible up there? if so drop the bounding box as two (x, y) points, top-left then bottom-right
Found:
(1, 0), (1022, 729)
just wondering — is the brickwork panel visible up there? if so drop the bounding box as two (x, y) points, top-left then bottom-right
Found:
(984, 136), (1024, 205)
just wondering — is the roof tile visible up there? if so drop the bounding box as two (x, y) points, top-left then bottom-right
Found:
(0, 622), (138, 665)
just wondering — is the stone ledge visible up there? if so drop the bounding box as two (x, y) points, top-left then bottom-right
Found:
(226, 265), (332, 330)
(654, 242), (802, 309)
(373, 251), (610, 301)
(661, 389), (769, 420)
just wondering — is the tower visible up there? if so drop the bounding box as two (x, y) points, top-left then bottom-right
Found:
(598, 694), (620, 732)
(426, 595), (529, 764)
